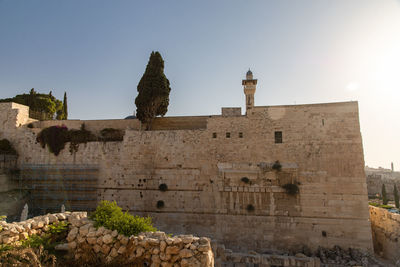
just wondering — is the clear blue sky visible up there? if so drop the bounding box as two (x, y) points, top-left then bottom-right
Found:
(1, 0), (399, 170)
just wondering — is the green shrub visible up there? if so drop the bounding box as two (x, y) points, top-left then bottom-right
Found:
(90, 200), (157, 236)
(21, 234), (52, 250)
(369, 202), (380, 207)
(156, 200), (165, 209)
(0, 139), (17, 155)
(36, 125), (69, 155)
(272, 160), (282, 171)
(241, 177), (250, 184)
(0, 244), (13, 253)
(100, 128), (124, 141)
(382, 184), (388, 205)
(282, 183), (299, 195)
(37, 124), (97, 155)
(21, 221), (69, 251)
(380, 204), (393, 209)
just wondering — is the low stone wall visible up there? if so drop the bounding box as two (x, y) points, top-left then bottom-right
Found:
(369, 205), (400, 264)
(0, 211), (79, 244)
(0, 212), (214, 266)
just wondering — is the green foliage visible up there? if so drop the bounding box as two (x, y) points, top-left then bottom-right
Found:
(135, 51), (171, 130)
(0, 88), (66, 121)
(63, 91), (68, 120)
(282, 183), (299, 195)
(36, 124), (97, 156)
(90, 200), (157, 236)
(369, 202), (394, 209)
(36, 125), (69, 156)
(382, 184), (388, 205)
(0, 244), (13, 253)
(48, 221), (68, 236)
(368, 202), (380, 207)
(21, 234), (52, 250)
(241, 177), (250, 184)
(21, 221), (69, 251)
(272, 160), (282, 171)
(100, 128), (124, 141)
(394, 185), (399, 209)
(0, 139), (17, 155)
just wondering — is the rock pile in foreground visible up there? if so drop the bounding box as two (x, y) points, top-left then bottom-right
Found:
(0, 212), (214, 267)
(66, 212), (214, 266)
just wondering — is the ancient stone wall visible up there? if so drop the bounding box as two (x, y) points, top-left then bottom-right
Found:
(366, 167), (400, 199)
(369, 206), (400, 264)
(0, 101), (373, 253)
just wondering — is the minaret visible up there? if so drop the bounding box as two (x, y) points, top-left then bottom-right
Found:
(242, 69), (257, 113)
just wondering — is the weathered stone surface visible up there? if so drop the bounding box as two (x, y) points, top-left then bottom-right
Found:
(102, 234), (113, 244)
(179, 249), (193, 258)
(166, 246), (180, 255)
(101, 244), (111, 255)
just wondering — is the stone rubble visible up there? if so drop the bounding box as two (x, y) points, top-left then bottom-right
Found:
(0, 211), (214, 267)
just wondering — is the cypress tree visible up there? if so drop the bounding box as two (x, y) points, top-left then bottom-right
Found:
(135, 51), (171, 130)
(382, 184), (388, 205)
(63, 92), (68, 120)
(394, 184), (399, 209)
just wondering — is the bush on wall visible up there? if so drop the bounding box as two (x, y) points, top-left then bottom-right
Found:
(36, 124), (109, 156)
(36, 126), (69, 156)
(282, 183), (299, 195)
(100, 128), (124, 141)
(90, 200), (157, 236)
(0, 139), (17, 155)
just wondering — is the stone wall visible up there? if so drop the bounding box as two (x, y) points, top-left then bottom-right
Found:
(369, 206), (400, 264)
(0, 101), (373, 253)
(0, 212), (214, 267)
(366, 167), (400, 199)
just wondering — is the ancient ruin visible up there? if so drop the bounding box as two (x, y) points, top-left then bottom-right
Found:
(0, 71), (374, 261)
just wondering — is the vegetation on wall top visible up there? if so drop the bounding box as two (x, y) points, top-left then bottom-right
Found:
(135, 51), (171, 130)
(90, 200), (157, 236)
(0, 88), (67, 120)
(0, 139), (17, 155)
(36, 125), (125, 156)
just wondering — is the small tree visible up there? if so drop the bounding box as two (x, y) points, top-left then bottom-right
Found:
(394, 184), (399, 208)
(382, 184), (388, 205)
(135, 51), (171, 130)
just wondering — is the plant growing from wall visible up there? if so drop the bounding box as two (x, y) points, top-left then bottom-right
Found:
(272, 160), (282, 171)
(282, 183), (299, 195)
(246, 204), (255, 212)
(0, 139), (17, 155)
(37, 124), (99, 155)
(156, 200), (165, 209)
(90, 200), (157, 236)
(394, 184), (399, 209)
(36, 125), (69, 156)
(241, 177), (250, 184)
(100, 128), (124, 141)
(382, 184), (388, 205)
(135, 51), (171, 130)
